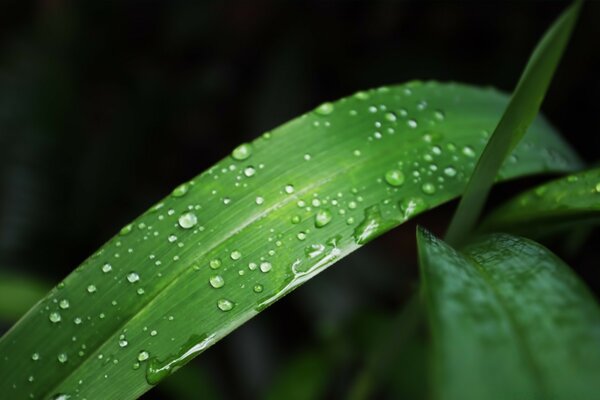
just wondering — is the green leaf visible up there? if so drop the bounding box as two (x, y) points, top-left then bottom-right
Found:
(0, 81), (580, 400)
(481, 167), (600, 236)
(445, 1), (581, 245)
(418, 228), (600, 400)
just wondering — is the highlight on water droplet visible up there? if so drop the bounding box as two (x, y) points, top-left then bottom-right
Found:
(178, 212), (198, 229)
(399, 197), (428, 220)
(385, 169), (405, 187)
(101, 263), (112, 273)
(127, 272), (140, 283)
(232, 143), (253, 161)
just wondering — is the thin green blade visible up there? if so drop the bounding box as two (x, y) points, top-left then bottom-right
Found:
(0, 82), (580, 400)
(418, 228), (600, 400)
(480, 167), (600, 236)
(445, 1), (581, 245)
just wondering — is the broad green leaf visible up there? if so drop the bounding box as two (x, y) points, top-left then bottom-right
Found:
(445, 1), (581, 245)
(0, 81), (581, 400)
(418, 228), (600, 400)
(0, 272), (50, 322)
(481, 167), (600, 236)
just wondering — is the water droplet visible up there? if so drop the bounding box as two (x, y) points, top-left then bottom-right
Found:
(57, 353), (68, 363)
(32, 353), (40, 361)
(315, 102), (334, 115)
(217, 299), (234, 311)
(138, 351), (150, 362)
(178, 212), (198, 229)
(172, 183), (189, 197)
(462, 146), (476, 158)
(101, 263), (112, 273)
(421, 183), (436, 195)
(209, 259), (222, 269)
(384, 112), (397, 122)
(407, 119), (418, 128)
(168, 234), (178, 243)
(230, 250), (242, 260)
(314, 209), (332, 228)
(385, 169), (405, 187)
(127, 272), (140, 283)
(59, 300), (70, 310)
(304, 154), (312, 161)
(443, 166), (457, 177)
(595, 182), (600, 192)
(434, 110), (445, 121)
(255, 196), (265, 205)
(119, 339), (128, 348)
(87, 285), (97, 293)
(353, 205), (393, 245)
(284, 184), (295, 194)
(297, 232), (307, 241)
(243, 166), (256, 177)
(150, 330), (158, 336)
(119, 224), (133, 236)
(232, 143), (252, 160)
(259, 262), (272, 273)
(253, 284), (263, 293)
(354, 91), (370, 100)
(209, 275), (225, 289)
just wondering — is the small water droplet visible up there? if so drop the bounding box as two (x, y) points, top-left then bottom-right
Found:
(443, 166), (457, 177)
(119, 339), (128, 348)
(119, 224), (133, 236)
(259, 262), (272, 273)
(209, 275), (225, 289)
(385, 169), (405, 187)
(421, 183), (436, 195)
(407, 119), (418, 128)
(217, 299), (234, 311)
(101, 263), (112, 273)
(57, 353), (68, 363)
(32, 353), (40, 361)
(232, 143), (253, 160)
(178, 212), (198, 229)
(384, 112), (397, 122)
(303, 153), (312, 161)
(243, 166), (256, 177)
(434, 110), (445, 121)
(255, 196), (265, 205)
(284, 184), (295, 194)
(354, 91), (370, 100)
(138, 351), (150, 362)
(127, 272), (140, 283)
(230, 250), (242, 260)
(59, 300), (70, 310)
(253, 284), (263, 293)
(595, 182), (600, 192)
(87, 285), (97, 293)
(297, 232), (307, 241)
(209, 259), (222, 269)
(462, 146), (476, 158)
(315, 102), (334, 115)
(314, 209), (332, 228)
(168, 234), (178, 243)
(172, 183), (189, 197)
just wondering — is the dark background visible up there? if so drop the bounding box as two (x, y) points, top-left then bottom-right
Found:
(1, 1), (599, 399)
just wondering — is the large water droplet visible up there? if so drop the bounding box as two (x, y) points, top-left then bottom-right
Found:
(314, 209), (332, 228)
(209, 275), (225, 289)
(178, 212), (198, 229)
(59, 299), (70, 310)
(217, 299), (234, 311)
(232, 143), (252, 160)
(385, 169), (405, 187)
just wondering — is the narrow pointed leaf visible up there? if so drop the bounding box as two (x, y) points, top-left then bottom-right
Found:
(445, 1), (581, 245)
(418, 229), (600, 400)
(481, 167), (600, 236)
(0, 82), (581, 400)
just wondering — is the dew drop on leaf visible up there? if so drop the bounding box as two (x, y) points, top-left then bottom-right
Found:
(407, 119), (418, 128)
(462, 146), (476, 157)
(138, 351), (149, 362)
(284, 184), (295, 194)
(49, 312), (61, 324)
(31, 353), (39, 361)
(178, 212), (198, 229)
(209, 259), (222, 269)
(209, 275), (225, 289)
(171, 183), (189, 197)
(59, 300), (70, 310)
(57, 353), (68, 363)
(259, 262), (272, 273)
(231, 143), (252, 160)
(101, 263), (112, 273)
(385, 169), (405, 187)
(253, 284), (263, 293)
(314, 209), (332, 228)
(127, 272), (140, 283)
(243, 166), (256, 177)
(230, 250), (242, 260)
(119, 224), (133, 236)
(217, 299), (234, 312)
(421, 182), (436, 195)
(314, 102), (334, 115)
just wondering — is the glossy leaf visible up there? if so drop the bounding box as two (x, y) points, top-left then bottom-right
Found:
(0, 82), (581, 400)
(418, 229), (600, 400)
(481, 167), (600, 236)
(445, 1), (581, 245)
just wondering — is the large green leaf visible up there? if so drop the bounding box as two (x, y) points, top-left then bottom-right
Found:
(0, 82), (580, 400)
(445, 0), (580, 245)
(418, 229), (600, 400)
(481, 167), (600, 236)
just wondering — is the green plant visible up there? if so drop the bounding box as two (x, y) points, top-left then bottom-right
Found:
(2, 1), (598, 399)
